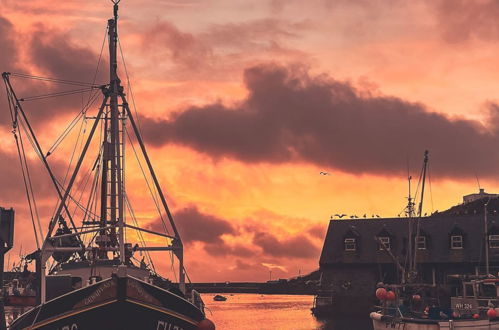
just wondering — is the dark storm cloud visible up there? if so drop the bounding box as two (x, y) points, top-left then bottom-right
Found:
(30, 28), (108, 83)
(1, 19), (108, 127)
(148, 206), (235, 244)
(0, 17), (18, 69)
(434, 0), (499, 43)
(148, 206), (321, 259)
(140, 63), (499, 179)
(0, 149), (69, 201)
(253, 231), (320, 259)
(204, 242), (255, 257)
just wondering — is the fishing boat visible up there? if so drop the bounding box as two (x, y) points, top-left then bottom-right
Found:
(370, 276), (499, 329)
(370, 153), (499, 329)
(2, 1), (214, 329)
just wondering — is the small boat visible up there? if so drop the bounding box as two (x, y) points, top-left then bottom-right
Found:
(213, 295), (227, 301)
(311, 290), (333, 317)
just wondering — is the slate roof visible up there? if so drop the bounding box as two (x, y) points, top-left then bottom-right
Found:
(319, 214), (499, 266)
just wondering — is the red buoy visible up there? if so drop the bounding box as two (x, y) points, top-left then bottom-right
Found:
(452, 311), (459, 318)
(197, 319), (216, 330)
(386, 291), (396, 301)
(487, 308), (497, 319)
(412, 294), (421, 301)
(473, 313), (480, 319)
(375, 288), (387, 300)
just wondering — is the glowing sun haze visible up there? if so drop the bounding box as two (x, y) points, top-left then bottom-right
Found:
(1, 0), (499, 282)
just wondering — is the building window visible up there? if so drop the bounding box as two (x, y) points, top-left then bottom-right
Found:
(378, 237), (390, 250)
(451, 235), (463, 249)
(416, 236), (426, 250)
(344, 238), (356, 251)
(489, 235), (499, 248)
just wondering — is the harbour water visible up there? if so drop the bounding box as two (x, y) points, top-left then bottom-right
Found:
(203, 293), (373, 330)
(4, 294), (373, 329)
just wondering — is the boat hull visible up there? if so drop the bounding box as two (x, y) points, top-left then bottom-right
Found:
(9, 275), (205, 330)
(312, 293), (376, 318)
(371, 313), (499, 330)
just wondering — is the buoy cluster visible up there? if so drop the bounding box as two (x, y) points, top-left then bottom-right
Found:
(375, 287), (395, 301)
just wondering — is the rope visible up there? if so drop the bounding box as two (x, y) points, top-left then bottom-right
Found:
(19, 86), (101, 102)
(9, 72), (103, 88)
(125, 127), (170, 235)
(125, 195), (156, 273)
(118, 37), (143, 132)
(4, 84), (41, 249)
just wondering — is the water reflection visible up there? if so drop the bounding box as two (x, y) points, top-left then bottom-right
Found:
(202, 293), (373, 330)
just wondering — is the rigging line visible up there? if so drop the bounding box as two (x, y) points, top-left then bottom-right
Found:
(124, 195), (156, 273)
(83, 156), (101, 225)
(18, 124), (45, 240)
(19, 87), (100, 102)
(46, 89), (101, 156)
(69, 150), (97, 222)
(14, 127), (41, 249)
(52, 179), (101, 220)
(88, 25), (108, 99)
(5, 85), (41, 249)
(428, 162), (434, 213)
(118, 37), (142, 132)
(48, 113), (86, 223)
(170, 251), (177, 282)
(125, 127), (170, 235)
(9, 72), (103, 88)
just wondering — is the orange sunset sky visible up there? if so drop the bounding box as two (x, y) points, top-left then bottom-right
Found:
(1, 0), (499, 282)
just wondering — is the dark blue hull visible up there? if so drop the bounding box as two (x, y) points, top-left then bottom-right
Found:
(9, 275), (204, 329)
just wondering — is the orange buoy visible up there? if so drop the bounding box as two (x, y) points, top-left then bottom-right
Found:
(386, 291), (396, 301)
(473, 313), (480, 319)
(197, 318), (216, 330)
(375, 288), (387, 300)
(487, 308), (497, 319)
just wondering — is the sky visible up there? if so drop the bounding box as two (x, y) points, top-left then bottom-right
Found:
(1, 0), (499, 282)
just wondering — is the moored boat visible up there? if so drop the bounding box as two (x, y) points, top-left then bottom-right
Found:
(213, 295), (227, 301)
(2, 1), (215, 329)
(371, 276), (499, 330)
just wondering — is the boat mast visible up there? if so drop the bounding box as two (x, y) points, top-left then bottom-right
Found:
(105, 0), (125, 264)
(485, 197), (491, 275)
(411, 150), (429, 278)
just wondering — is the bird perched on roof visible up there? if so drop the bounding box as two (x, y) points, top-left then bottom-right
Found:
(319, 171), (330, 175)
(335, 214), (347, 218)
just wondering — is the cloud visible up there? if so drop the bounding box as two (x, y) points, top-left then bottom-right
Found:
(308, 224), (327, 240)
(148, 206), (235, 244)
(204, 242), (255, 257)
(253, 231), (320, 259)
(139, 62), (499, 179)
(1, 19), (108, 127)
(30, 27), (108, 84)
(148, 206), (321, 260)
(434, 0), (499, 43)
(137, 19), (309, 79)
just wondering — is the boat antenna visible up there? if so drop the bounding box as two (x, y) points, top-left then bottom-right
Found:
(475, 173), (482, 191)
(411, 150), (429, 278)
(485, 197), (491, 275)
